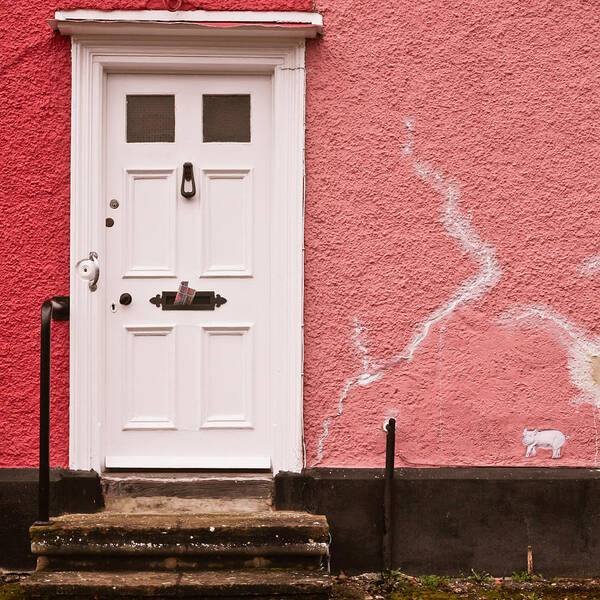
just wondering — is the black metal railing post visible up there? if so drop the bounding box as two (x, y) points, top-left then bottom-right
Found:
(36, 296), (69, 525)
(383, 417), (396, 571)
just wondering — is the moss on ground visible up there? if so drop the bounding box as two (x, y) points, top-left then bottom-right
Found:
(332, 573), (600, 600)
(6, 571), (600, 599)
(0, 584), (24, 600)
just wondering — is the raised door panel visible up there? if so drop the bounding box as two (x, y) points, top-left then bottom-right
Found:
(123, 168), (177, 278)
(200, 169), (253, 277)
(123, 325), (176, 430)
(200, 325), (253, 429)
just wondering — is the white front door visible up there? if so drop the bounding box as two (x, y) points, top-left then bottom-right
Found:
(104, 73), (273, 469)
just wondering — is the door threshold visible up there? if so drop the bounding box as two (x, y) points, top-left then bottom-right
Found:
(102, 469), (273, 474)
(101, 471), (273, 480)
(105, 456), (272, 470)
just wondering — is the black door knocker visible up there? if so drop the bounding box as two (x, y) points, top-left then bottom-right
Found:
(181, 162), (196, 198)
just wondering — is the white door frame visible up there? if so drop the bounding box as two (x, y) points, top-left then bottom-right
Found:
(66, 30), (308, 474)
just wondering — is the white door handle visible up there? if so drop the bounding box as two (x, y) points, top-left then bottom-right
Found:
(76, 252), (100, 291)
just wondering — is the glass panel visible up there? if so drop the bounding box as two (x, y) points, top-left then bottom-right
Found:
(203, 95), (251, 143)
(126, 95), (175, 143)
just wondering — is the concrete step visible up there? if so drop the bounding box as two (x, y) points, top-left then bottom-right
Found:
(21, 569), (332, 599)
(101, 472), (273, 513)
(31, 512), (329, 572)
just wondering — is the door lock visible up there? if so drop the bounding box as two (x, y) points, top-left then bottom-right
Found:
(119, 293), (132, 306)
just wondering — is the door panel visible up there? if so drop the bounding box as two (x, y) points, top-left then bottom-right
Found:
(200, 169), (253, 277)
(124, 169), (177, 278)
(104, 73), (272, 469)
(200, 325), (253, 429)
(123, 325), (176, 430)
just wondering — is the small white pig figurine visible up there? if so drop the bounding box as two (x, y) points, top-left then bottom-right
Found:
(522, 428), (569, 459)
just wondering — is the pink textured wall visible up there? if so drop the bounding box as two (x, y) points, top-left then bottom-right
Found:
(1, 0), (599, 468)
(304, 0), (600, 467)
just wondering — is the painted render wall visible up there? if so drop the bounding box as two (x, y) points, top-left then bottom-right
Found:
(1, 0), (599, 469)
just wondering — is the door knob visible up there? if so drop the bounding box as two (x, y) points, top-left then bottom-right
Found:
(76, 251), (100, 292)
(119, 293), (132, 306)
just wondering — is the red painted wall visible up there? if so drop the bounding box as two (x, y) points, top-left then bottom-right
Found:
(0, 0), (309, 469)
(2, 0), (599, 469)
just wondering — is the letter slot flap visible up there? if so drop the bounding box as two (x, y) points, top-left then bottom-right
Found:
(149, 290), (227, 310)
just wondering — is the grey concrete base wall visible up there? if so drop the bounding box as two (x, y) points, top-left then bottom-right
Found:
(0, 469), (103, 570)
(274, 468), (600, 577)
(3, 467), (599, 576)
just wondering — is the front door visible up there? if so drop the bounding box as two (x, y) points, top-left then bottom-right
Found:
(104, 73), (272, 469)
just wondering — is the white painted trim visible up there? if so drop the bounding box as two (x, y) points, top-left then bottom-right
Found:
(50, 10), (322, 38)
(105, 456), (272, 470)
(69, 37), (306, 475)
(54, 10), (322, 24)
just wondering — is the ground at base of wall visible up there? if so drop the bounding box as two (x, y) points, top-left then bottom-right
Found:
(332, 572), (600, 600)
(0, 573), (28, 600)
(2, 573), (600, 600)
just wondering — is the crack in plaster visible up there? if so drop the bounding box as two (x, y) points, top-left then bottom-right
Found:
(437, 323), (446, 451)
(577, 255), (600, 278)
(313, 119), (502, 465)
(594, 406), (599, 466)
(499, 304), (600, 465)
(499, 305), (600, 407)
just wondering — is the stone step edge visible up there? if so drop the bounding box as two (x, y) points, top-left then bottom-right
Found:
(35, 554), (326, 573)
(31, 529), (328, 543)
(29, 511), (327, 532)
(21, 569), (332, 598)
(102, 497), (273, 508)
(31, 541), (329, 557)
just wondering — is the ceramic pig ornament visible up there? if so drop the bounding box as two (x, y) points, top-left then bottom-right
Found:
(522, 428), (569, 459)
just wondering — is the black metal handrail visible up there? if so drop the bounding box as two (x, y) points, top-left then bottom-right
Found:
(36, 296), (69, 525)
(383, 417), (396, 571)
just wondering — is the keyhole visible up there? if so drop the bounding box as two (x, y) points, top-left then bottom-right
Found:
(110, 303), (116, 313)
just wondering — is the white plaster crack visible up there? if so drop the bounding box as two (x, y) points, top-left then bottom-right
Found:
(313, 119), (502, 465)
(437, 323), (446, 451)
(499, 304), (600, 407)
(577, 254), (600, 278)
(499, 304), (600, 465)
(594, 406), (599, 466)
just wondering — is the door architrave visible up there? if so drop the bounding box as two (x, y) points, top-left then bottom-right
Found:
(69, 35), (306, 474)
